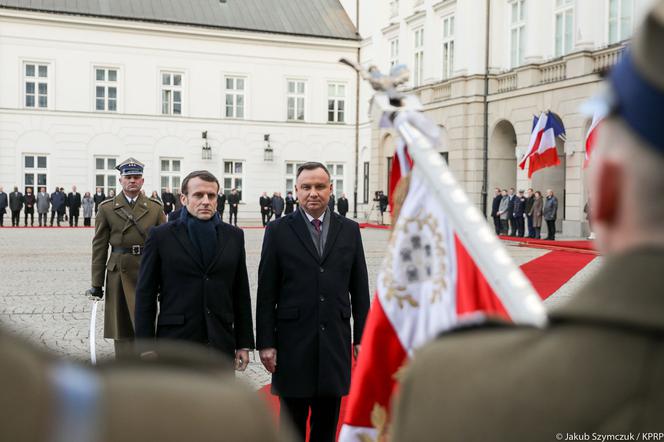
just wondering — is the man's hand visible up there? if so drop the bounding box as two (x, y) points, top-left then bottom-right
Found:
(235, 349), (250, 372)
(86, 287), (104, 300)
(259, 348), (277, 373)
(354, 344), (361, 359)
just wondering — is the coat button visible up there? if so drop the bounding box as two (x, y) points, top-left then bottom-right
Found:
(206, 309), (211, 315)
(319, 267), (324, 273)
(320, 296), (325, 302)
(320, 324), (326, 331)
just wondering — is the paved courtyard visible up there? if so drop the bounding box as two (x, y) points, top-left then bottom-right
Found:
(0, 226), (601, 389)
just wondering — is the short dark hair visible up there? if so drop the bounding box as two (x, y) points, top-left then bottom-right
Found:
(296, 162), (330, 180)
(181, 170), (220, 195)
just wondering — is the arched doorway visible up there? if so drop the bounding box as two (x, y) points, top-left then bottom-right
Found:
(531, 112), (567, 233)
(487, 120), (517, 215)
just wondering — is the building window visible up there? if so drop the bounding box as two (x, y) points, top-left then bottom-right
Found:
(95, 157), (117, 196)
(390, 0), (399, 19)
(413, 28), (424, 86)
(554, 0), (574, 57)
(285, 162), (305, 194)
(326, 163), (345, 198)
(23, 155), (47, 193)
(327, 83), (346, 123)
(95, 67), (118, 112)
(389, 38), (399, 69)
(224, 161), (244, 201)
(287, 80), (306, 121)
(363, 161), (370, 204)
(159, 158), (182, 193)
(161, 72), (183, 115)
(24, 62), (49, 109)
(225, 76), (245, 118)
(608, 0), (633, 44)
(442, 15), (455, 79)
(510, 0), (526, 68)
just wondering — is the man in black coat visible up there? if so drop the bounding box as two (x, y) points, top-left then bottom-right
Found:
(513, 190), (526, 237)
(272, 192), (285, 219)
(507, 187), (516, 236)
(227, 188), (240, 226)
(217, 191), (226, 220)
(525, 188), (536, 238)
(284, 191), (295, 215)
(135, 171), (254, 366)
(256, 162), (370, 442)
(9, 186), (23, 227)
(260, 192), (272, 227)
(490, 187), (502, 235)
(0, 186), (8, 227)
(93, 187), (106, 214)
(337, 192), (349, 217)
(50, 187), (65, 227)
(67, 185), (82, 227)
(327, 193), (336, 213)
(161, 188), (176, 215)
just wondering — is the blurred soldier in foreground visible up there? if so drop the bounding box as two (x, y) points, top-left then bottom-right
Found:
(88, 158), (165, 358)
(393, 3), (664, 440)
(0, 327), (287, 442)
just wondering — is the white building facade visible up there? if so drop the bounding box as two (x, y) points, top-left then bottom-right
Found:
(0, 1), (365, 220)
(348, 0), (655, 236)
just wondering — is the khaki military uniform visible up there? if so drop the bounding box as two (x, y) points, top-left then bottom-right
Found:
(92, 193), (165, 339)
(0, 328), (290, 442)
(392, 248), (664, 441)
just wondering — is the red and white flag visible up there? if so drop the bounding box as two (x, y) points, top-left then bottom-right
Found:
(519, 112), (566, 178)
(583, 111), (604, 168)
(339, 152), (511, 442)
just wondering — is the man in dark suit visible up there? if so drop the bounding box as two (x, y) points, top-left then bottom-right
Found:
(9, 186), (23, 227)
(392, 5), (664, 439)
(135, 170), (254, 367)
(256, 162), (370, 442)
(284, 191), (296, 215)
(513, 190), (526, 237)
(161, 188), (176, 216)
(524, 188), (535, 238)
(507, 187), (516, 236)
(93, 187), (106, 214)
(0, 186), (8, 226)
(327, 192), (336, 213)
(260, 192), (272, 226)
(67, 185), (82, 227)
(490, 187), (502, 235)
(50, 187), (65, 226)
(227, 188), (240, 226)
(217, 190), (226, 220)
(272, 192), (285, 219)
(337, 192), (349, 217)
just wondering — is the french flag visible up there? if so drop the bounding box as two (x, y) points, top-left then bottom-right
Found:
(583, 110), (604, 168)
(519, 112), (566, 178)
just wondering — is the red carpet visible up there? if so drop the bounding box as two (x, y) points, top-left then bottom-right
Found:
(359, 223), (390, 229)
(498, 236), (598, 255)
(258, 245), (597, 438)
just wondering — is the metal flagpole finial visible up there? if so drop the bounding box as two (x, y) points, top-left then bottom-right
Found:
(339, 58), (410, 100)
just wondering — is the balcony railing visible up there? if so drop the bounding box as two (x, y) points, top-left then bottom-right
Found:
(593, 44), (626, 73)
(496, 73), (518, 93)
(539, 60), (567, 84)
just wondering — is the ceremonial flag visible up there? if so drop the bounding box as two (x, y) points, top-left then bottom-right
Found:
(583, 111), (604, 168)
(339, 150), (512, 442)
(519, 112), (566, 178)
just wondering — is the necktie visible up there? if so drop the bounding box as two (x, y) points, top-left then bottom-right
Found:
(311, 219), (321, 233)
(129, 199), (135, 209)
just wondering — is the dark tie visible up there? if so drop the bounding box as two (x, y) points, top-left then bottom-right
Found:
(129, 199), (135, 209)
(311, 219), (321, 233)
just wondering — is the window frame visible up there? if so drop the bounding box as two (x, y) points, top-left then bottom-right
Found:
(160, 71), (184, 116)
(223, 160), (245, 201)
(94, 156), (118, 196)
(607, 0), (634, 44)
(413, 27), (425, 87)
(224, 75), (246, 119)
(509, 0), (526, 68)
(325, 163), (345, 198)
(286, 79), (307, 122)
(389, 37), (400, 69)
(159, 158), (183, 194)
(23, 61), (51, 110)
(327, 82), (347, 124)
(23, 154), (48, 194)
(94, 66), (120, 112)
(554, 0), (574, 57)
(442, 14), (455, 79)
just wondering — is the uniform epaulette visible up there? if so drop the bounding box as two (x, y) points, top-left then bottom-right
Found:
(149, 197), (163, 206)
(99, 198), (114, 207)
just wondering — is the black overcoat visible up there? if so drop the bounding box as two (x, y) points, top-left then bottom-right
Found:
(256, 210), (370, 397)
(135, 217), (254, 359)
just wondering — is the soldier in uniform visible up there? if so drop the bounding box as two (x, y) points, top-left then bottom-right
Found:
(88, 158), (165, 358)
(392, 3), (664, 440)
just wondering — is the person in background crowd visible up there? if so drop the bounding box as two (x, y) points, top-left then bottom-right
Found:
(23, 187), (36, 227)
(228, 188), (240, 226)
(217, 189), (226, 220)
(94, 187), (106, 214)
(337, 192), (349, 217)
(107, 189), (116, 200)
(0, 186), (7, 227)
(497, 189), (509, 235)
(284, 191), (296, 215)
(50, 187), (63, 227)
(378, 191), (389, 225)
(150, 190), (161, 203)
(490, 187), (502, 235)
(82, 191), (94, 227)
(161, 188), (176, 216)
(9, 186), (23, 227)
(36, 187), (50, 227)
(328, 192), (336, 213)
(584, 197), (595, 240)
(507, 187), (516, 236)
(543, 189), (558, 240)
(58, 187), (68, 223)
(272, 192), (285, 220)
(173, 189), (183, 211)
(513, 190), (526, 237)
(68, 185), (82, 227)
(260, 192), (272, 227)
(531, 190), (544, 239)
(525, 188), (535, 238)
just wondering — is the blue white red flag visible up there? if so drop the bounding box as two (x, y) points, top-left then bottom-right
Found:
(518, 112), (566, 178)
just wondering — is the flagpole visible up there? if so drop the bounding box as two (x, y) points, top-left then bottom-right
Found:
(393, 113), (547, 327)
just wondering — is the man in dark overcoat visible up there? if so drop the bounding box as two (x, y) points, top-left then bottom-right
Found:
(9, 186), (23, 227)
(256, 162), (370, 442)
(392, 4), (664, 439)
(67, 185), (82, 227)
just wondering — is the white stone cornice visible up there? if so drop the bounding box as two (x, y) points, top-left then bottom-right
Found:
(432, 0), (457, 14)
(404, 10), (426, 26)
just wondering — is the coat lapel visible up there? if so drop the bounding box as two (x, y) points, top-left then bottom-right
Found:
(133, 194), (150, 222)
(321, 212), (343, 264)
(206, 222), (230, 273)
(288, 211), (320, 262)
(172, 220), (205, 271)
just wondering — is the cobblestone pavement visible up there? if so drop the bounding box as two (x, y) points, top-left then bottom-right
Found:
(0, 226), (600, 389)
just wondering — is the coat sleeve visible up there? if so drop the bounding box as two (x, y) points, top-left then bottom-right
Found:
(349, 224), (370, 345)
(256, 222), (281, 349)
(232, 229), (255, 350)
(134, 227), (161, 340)
(91, 207), (110, 288)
